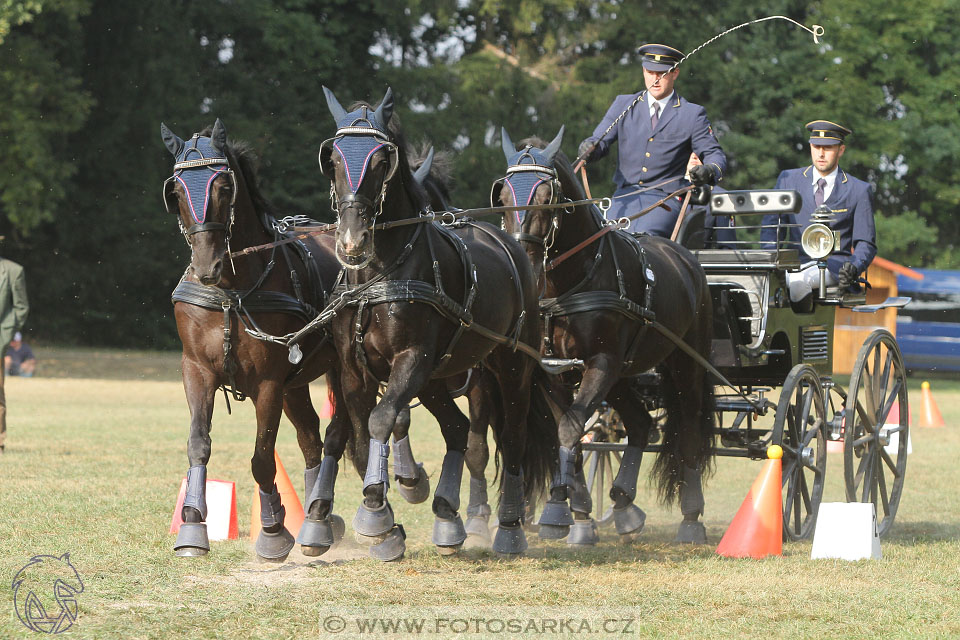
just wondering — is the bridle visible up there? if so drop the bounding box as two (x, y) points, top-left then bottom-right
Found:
(163, 134), (238, 250)
(320, 120), (400, 270)
(492, 149), (570, 254)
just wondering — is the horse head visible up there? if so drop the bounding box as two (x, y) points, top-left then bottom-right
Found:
(319, 86), (401, 269)
(161, 119), (238, 286)
(494, 126), (565, 261)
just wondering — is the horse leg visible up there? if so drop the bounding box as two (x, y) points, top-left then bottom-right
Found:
(659, 349), (712, 545)
(418, 380), (471, 555)
(248, 381), (297, 561)
(299, 372), (351, 556)
(392, 404), (431, 504)
(540, 359), (619, 545)
(606, 378), (654, 540)
(354, 353), (431, 562)
(464, 372), (494, 544)
(281, 382), (338, 556)
(174, 361), (217, 557)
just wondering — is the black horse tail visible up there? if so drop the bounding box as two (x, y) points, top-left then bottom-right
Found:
(651, 361), (716, 505)
(518, 367), (561, 504)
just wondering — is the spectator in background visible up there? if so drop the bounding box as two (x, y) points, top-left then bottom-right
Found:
(0, 251), (29, 454)
(5, 332), (35, 377)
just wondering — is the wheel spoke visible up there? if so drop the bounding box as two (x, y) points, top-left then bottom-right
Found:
(877, 462), (891, 516)
(860, 448), (877, 503)
(880, 448), (902, 478)
(878, 349), (893, 405)
(855, 399), (876, 434)
(869, 345), (882, 412)
(799, 385), (815, 430)
(875, 380), (903, 428)
(853, 432), (875, 448)
(853, 448), (870, 493)
(802, 418), (823, 448)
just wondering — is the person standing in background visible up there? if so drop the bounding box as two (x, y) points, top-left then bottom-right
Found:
(0, 251), (29, 453)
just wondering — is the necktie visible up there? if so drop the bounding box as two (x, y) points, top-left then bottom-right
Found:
(815, 178), (826, 207)
(651, 103), (660, 130)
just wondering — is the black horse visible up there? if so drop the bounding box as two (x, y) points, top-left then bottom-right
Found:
(161, 120), (434, 561)
(495, 127), (716, 544)
(410, 144), (508, 545)
(302, 87), (557, 559)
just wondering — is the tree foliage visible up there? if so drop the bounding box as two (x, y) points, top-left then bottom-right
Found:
(2, 0), (958, 346)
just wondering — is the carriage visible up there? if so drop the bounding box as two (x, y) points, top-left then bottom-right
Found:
(580, 188), (911, 541)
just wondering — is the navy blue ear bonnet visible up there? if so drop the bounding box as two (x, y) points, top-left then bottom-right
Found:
(321, 86), (399, 195)
(494, 126), (565, 224)
(161, 121), (235, 225)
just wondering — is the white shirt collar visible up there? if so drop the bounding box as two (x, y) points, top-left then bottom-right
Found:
(648, 90), (675, 118)
(811, 166), (839, 202)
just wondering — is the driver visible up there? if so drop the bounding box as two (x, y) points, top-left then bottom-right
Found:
(762, 120), (877, 301)
(577, 43), (727, 236)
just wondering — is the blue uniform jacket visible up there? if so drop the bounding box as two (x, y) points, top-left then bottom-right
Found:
(761, 166), (877, 277)
(584, 91), (726, 235)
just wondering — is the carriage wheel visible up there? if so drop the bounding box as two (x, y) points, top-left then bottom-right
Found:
(772, 364), (827, 541)
(844, 329), (908, 537)
(583, 445), (619, 527)
(582, 405), (623, 527)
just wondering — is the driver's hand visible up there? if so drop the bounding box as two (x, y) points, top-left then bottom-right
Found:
(838, 262), (858, 288)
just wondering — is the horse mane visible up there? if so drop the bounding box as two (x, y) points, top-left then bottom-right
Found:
(347, 100), (430, 213)
(409, 139), (455, 209)
(197, 125), (279, 224)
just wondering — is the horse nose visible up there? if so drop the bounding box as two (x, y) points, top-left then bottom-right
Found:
(338, 227), (370, 256)
(198, 259), (223, 286)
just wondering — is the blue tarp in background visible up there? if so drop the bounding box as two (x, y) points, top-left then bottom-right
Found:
(896, 269), (960, 372)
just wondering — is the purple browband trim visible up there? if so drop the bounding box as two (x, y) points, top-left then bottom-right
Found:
(333, 140), (387, 193)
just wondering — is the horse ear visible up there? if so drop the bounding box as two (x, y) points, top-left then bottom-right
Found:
(374, 87), (394, 127)
(210, 118), (227, 153)
(323, 85), (348, 123)
(412, 146), (434, 185)
(160, 122), (184, 157)
(542, 125), (565, 166)
(501, 127), (516, 161)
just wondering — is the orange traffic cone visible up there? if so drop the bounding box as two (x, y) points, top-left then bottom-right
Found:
(319, 387), (335, 420)
(249, 450), (305, 539)
(917, 381), (944, 428)
(716, 445), (783, 558)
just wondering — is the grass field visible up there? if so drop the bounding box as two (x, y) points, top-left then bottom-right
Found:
(1, 347), (959, 638)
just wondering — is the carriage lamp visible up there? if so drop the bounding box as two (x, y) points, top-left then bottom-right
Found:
(800, 205), (841, 297)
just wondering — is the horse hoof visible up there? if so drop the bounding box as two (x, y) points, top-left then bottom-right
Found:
(369, 525), (406, 562)
(353, 501), (395, 538)
(297, 517), (334, 549)
(432, 514), (467, 548)
(396, 463), (430, 504)
(493, 524), (528, 555)
(538, 500), (575, 527)
(174, 522), (210, 557)
(613, 504), (647, 536)
(465, 515), (491, 537)
(436, 543), (462, 556)
(675, 520), (708, 545)
(255, 526), (295, 561)
(537, 523), (570, 540)
(567, 519), (600, 546)
(300, 544), (330, 557)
